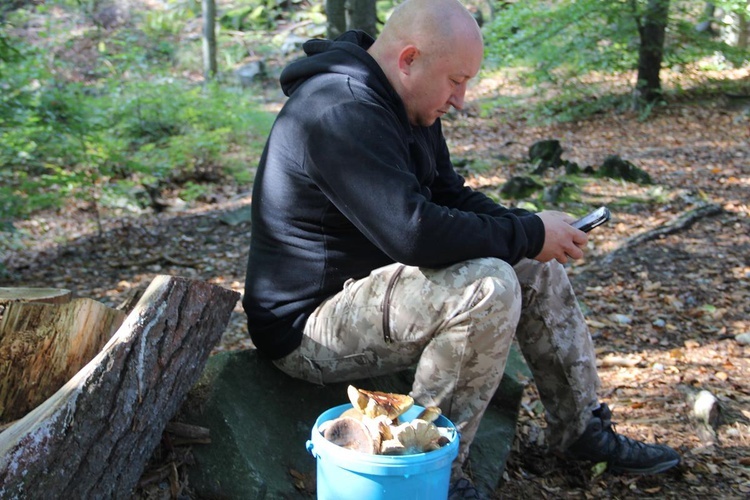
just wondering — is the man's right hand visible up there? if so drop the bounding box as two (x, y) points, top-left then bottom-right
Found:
(534, 211), (588, 264)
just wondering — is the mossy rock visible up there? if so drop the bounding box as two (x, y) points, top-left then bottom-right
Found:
(529, 140), (563, 174)
(500, 175), (544, 199)
(597, 155), (652, 184)
(543, 181), (576, 204)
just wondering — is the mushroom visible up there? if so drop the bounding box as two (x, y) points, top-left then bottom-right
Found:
(347, 385), (414, 421)
(416, 406), (442, 423)
(322, 416), (378, 454)
(324, 386), (450, 455)
(380, 419), (442, 455)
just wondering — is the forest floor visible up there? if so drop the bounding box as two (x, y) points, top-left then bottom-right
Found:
(2, 10), (750, 497)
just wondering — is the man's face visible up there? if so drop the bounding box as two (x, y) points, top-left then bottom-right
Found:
(400, 40), (483, 127)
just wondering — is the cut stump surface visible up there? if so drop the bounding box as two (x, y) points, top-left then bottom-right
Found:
(0, 275), (239, 500)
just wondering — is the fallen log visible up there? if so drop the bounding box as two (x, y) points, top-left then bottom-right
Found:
(0, 275), (239, 499)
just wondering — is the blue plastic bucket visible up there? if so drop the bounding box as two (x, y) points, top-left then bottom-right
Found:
(306, 403), (459, 500)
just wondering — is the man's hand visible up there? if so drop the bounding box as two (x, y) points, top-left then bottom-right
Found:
(534, 211), (588, 264)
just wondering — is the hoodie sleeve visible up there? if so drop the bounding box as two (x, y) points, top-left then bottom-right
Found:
(303, 100), (545, 266)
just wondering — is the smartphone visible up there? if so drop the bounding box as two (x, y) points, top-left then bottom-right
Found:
(571, 206), (611, 232)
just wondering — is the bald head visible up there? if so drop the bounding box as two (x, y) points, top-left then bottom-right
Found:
(375, 0), (482, 59)
(368, 0), (484, 127)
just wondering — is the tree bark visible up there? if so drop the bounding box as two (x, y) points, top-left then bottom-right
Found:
(326, 0), (347, 39)
(737, 3), (749, 50)
(0, 275), (239, 499)
(347, 0), (378, 37)
(634, 0), (670, 106)
(202, 0), (218, 81)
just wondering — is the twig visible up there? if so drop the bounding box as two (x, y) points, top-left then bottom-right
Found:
(601, 203), (725, 265)
(165, 421), (211, 440)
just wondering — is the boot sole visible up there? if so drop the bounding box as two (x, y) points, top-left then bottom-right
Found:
(609, 457), (681, 475)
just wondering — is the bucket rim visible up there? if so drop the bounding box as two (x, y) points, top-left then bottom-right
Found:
(309, 403), (459, 470)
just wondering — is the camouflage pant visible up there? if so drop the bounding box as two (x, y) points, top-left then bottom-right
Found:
(273, 257), (601, 474)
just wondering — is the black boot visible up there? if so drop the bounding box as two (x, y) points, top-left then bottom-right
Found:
(566, 403), (680, 474)
(448, 477), (484, 499)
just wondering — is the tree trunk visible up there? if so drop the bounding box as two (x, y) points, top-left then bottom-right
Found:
(634, 0), (670, 107)
(0, 297), (126, 423)
(0, 275), (239, 499)
(737, 3), (749, 50)
(202, 0), (218, 81)
(326, 0), (347, 39)
(347, 0), (378, 37)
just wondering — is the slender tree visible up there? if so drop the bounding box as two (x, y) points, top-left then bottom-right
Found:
(347, 0), (378, 37)
(202, 0), (217, 81)
(733, 0), (749, 50)
(326, 0), (378, 39)
(326, 0), (347, 39)
(633, 0), (670, 106)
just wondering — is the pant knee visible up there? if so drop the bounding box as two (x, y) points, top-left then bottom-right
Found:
(461, 258), (522, 325)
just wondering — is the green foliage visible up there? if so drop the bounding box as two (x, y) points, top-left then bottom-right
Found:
(484, 0), (749, 122)
(485, 0), (639, 82)
(220, 0), (313, 31)
(141, 0), (196, 39)
(0, 31), (274, 223)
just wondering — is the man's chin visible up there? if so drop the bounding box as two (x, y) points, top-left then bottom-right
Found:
(416, 116), (440, 127)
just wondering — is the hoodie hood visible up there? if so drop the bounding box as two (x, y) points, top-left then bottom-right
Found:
(279, 30), (398, 105)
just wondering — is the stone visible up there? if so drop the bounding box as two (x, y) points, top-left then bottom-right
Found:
(236, 61), (266, 87)
(597, 155), (652, 184)
(529, 140), (563, 174)
(500, 176), (544, 200)
(179, 344), (531, 498)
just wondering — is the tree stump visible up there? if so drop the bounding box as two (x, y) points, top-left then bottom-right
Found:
(0, 287), (72, 306)
(0, 275), (240, 499)
(0, 297), (126, 422)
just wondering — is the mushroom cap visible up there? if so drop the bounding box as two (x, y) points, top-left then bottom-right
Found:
(322, 416), (378, 454)
(347, 385), (414, 420)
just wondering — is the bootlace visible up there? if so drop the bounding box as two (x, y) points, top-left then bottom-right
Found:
(598, 405), (661, 463)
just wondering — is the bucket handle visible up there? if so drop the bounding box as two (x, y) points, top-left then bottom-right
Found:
(306, 439), (317, 458)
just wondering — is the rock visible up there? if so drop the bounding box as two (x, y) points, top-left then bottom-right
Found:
(236, 61), (266, 87)
(281, 34), (308, 54)
(529, 140), (563, 174)
(597, 155), (652, 184)
(219, 205), (252, 226)
(692, 390), (721, 444)
(500, 175), (544, 199)
(178, 345), (531, 499)
(563, 160), (581, 175)
(735, 333), (750, 345)
(543, 181), (575, 204)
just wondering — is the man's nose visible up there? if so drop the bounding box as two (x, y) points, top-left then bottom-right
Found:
(449, 85), (466, 110)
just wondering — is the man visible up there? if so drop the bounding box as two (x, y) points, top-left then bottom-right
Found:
(243, 0), (680, 496)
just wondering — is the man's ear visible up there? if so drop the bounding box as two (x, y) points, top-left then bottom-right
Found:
(397, 46), (419, 75)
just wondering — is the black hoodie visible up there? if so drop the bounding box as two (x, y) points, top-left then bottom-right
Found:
(243, 31), (545, 359)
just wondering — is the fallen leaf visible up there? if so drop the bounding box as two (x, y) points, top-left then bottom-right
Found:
(591, 461), (608, 478)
